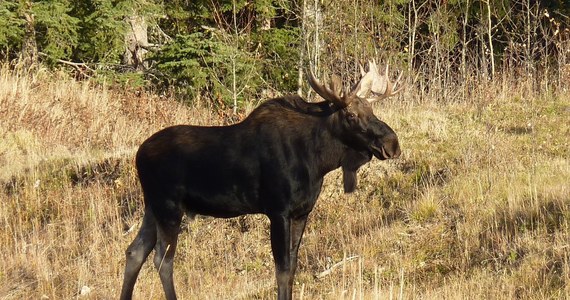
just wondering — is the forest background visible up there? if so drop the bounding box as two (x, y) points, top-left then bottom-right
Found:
(1, 0), (570, 299)
(2, 0), (569, 107)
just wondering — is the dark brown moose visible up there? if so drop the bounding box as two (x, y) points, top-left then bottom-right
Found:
(120, 61), (403, 300)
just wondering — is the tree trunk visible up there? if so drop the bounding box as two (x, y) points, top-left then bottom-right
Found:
(298, 0), (322, 99)
(298, 0), (308, 96)
(485, 0), (495, 79)
(123, 15), (148, 70)
(21, 1), (37, 65)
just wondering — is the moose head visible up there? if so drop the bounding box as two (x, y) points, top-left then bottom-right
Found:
(307, 61), (403, 192)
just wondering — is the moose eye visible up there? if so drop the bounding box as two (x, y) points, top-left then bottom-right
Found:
(347, 112), (357, 120)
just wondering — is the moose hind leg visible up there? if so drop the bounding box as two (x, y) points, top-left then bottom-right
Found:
(120, 211), (158, 300)
(153, 214), (182, 300)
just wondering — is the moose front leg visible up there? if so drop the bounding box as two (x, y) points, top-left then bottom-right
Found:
(270, 215), (293, 300)
(289, 215), (308, 284)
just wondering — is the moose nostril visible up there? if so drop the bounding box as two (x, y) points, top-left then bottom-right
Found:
(385, 134), (401, 159)
(392, 147), (401, 158)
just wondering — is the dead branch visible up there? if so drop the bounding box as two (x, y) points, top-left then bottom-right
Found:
(315, 255), (360, 279)
(38, 52), (96, 78)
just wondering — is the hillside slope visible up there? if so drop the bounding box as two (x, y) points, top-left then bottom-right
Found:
(1, 66), (569, 299)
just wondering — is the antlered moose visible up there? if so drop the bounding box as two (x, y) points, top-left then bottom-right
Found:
(120, 61), (403, 300)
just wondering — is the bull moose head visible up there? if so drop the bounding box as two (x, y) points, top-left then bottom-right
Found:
(307, 61), (403, 192)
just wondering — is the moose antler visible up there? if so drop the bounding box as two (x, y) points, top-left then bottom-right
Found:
(307, 69), (346, 107)
(356, 60), (404, 103)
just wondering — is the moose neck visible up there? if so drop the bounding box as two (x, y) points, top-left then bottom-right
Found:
(312, 110), (355, 177)
(242, 96), (360, 179)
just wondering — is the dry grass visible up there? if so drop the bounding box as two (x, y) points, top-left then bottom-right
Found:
(0, 64), (569, 299)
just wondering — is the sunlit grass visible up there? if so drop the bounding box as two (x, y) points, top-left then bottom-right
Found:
(0, 64), (569, 299)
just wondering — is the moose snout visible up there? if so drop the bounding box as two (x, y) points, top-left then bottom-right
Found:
(383, 134), (401, 159)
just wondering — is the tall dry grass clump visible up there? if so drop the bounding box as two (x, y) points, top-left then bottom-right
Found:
(0, 62), (569, 299)
(0, 63), (214, 298)
(0, 63), (222, 180)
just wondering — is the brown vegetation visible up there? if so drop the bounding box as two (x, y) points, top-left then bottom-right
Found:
(0, 63), (569, 299)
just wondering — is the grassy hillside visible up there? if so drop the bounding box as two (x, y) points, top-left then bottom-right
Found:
(1, 64), (569, 299)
